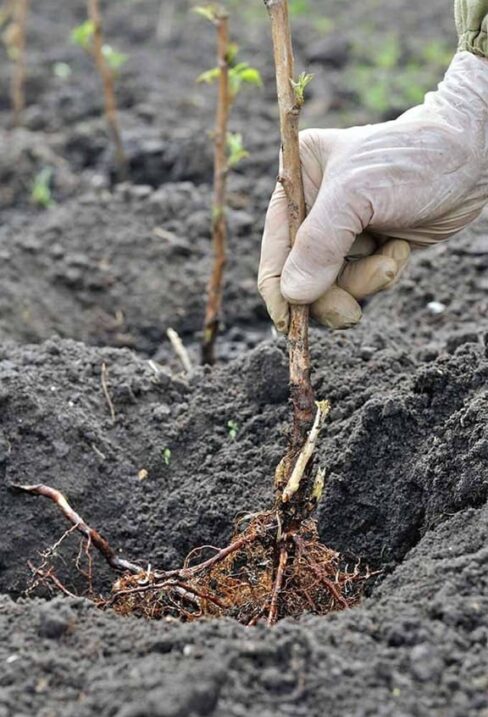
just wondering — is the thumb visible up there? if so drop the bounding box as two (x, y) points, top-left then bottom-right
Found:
(281, 180), (372, 305)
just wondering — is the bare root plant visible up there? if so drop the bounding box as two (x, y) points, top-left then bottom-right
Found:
(13, 0), (373, 626)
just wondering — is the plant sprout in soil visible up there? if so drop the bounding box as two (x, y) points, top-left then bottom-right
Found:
(13, 0), (372, 626)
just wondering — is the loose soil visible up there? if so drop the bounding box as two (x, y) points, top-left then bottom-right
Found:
(1, 0), (487, 715)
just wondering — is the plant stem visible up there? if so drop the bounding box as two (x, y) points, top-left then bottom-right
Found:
(263, 0), (316, 530)
(11, 0), (29, 126)
(87, 0), (127, 179)
(201, 9), (230, 366)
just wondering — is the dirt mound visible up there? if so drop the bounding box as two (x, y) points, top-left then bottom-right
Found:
(2, 233), (488, 588)
(0, 179), (269, 355)
(0, 325), (487, 714)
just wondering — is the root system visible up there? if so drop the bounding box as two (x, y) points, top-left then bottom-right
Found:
(12, 484), (369, 625)
(110, 514), (367, 624)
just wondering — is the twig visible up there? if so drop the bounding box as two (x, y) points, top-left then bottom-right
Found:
(87, 0), (127, 178)
(29, 563), (79, 599)
(167, 327), (193, 374)
(267, 542), (288, 625)
(91, 443), (107, 461)
(101, 362), (116, 423)
(9, 0), (29, 126)
(111, 579), (226, 610)
(10, 483), (142, 574)
(263, 0), (316, 530)
(201, 7), (230, 366)
(152, 527), (260, 581)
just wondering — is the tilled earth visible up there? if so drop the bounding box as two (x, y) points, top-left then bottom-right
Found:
(1, 1), (488, 716)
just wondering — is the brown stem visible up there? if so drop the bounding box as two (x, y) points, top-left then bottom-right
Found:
(10, 0), (29, 126)
(263, 0), (316, 527)
(87, 0), (127, 179)
(10, 483), (142, 574)
(201, 10), (230, 366)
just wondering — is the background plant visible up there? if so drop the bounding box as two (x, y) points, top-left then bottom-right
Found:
(196, 3), (262, 366)
(345, 33), (452, 118)
(1, 0), (29, 126)
(71, 0), (128, 177)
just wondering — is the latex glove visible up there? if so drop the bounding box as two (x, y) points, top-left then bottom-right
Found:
(258, 51), (488, 333)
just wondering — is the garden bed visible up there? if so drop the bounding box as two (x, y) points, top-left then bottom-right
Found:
(1, 0), (487, 715)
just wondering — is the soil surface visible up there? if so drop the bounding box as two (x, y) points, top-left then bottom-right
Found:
(1, 0), (488, 716)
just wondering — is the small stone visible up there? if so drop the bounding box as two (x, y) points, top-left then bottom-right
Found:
(359, 345), (376, 360)
(427, 301), (446, 315)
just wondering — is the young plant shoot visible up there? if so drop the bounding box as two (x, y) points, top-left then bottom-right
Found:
(1, 0), (30, 126)
(13, 0), (367, 627)
(196, 4), (262, 365)
(71, 0), (128, 178)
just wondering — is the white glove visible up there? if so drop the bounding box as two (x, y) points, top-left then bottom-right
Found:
(258, 51), (488, 333)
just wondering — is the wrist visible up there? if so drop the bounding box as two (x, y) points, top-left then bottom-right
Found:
(455, 0), (488, 57)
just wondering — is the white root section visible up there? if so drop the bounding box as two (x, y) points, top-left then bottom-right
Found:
(282, 400), (330, 503)
(167, 327), (193, 374)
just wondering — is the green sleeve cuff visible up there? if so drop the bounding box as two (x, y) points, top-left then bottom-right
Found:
(455, 0), (488, 57)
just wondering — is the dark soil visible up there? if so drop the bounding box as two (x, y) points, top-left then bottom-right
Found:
(1, 0), (488, 715)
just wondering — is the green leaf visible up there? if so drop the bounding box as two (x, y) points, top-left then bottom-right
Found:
(227, 133), (249, 168)
(226, 42), (239, 64)
(238, 67), (262, 86)
(193, 5), (219, 23)
(227, 420), (239, 440)
(290, 71), (313, 105)
(229, 62), (262, 97)
(197, 66), (220, 84)
(71, 20), (95, 49)
(162, 447), (172, 466)
(31, 168), (54, 209)
(102, 44), (128, 70)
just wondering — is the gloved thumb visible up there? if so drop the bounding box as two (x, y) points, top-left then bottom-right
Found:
(281, 180), (372, 305)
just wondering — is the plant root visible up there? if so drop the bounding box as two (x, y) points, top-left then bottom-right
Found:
(12, 485), (371, 625)
(10, 483), (142, 574)
(109, 513), (367, 625)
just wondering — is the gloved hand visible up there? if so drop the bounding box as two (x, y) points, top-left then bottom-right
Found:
(258, 45), (488, 333)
